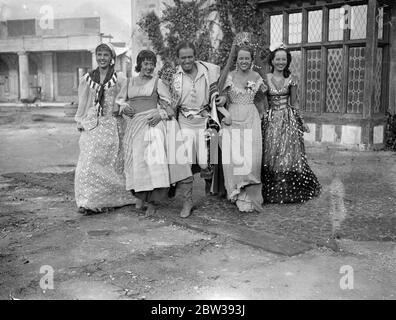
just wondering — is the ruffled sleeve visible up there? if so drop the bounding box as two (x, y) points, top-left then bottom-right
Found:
(115, 73), (129, 114)
(157, 78), (171, 105)
(74, 74), (94, 124)
(157, 78), (175, 119)
(256, 76), (268, 93)
(222, 73), (233, 91)
(288, 74), (299, 87)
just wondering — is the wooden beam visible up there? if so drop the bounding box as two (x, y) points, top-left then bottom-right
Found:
(363, 0), (378, 119)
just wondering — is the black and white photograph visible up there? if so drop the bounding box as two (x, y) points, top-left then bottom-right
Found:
(0, 0), (395, 304)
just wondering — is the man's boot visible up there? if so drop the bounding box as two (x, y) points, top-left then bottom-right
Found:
(180, 200), (193, 218)
(205, 179), (213, 196)
(177, 177), (194, 218)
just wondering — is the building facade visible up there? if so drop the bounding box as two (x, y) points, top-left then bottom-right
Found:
(0, 17), (130, 103)
(258, 0), (396, 149)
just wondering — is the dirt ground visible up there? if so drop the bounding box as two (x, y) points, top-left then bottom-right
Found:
(0, 109), (395, 300)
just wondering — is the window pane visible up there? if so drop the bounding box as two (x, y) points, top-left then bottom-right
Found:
(308, 10), (322, 42)
(373, 47), (383, 113)
(270, 15), (283, 45)
(306, 49), (322, 113)
(347, 47), (365, 114)
(328, 8), (343, 41)
(350, 5), (367, 39)
(326, 48), (343, 113)
(378, 7), (384, 40)
(289, 50), (302, 105)
(288, 12), (302, 44)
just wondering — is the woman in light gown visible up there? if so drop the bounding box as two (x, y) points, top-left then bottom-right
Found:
(219, 43), (266, 213)
(261, 43), (321, 203)
(74, 43), (136, 214)
(117, 50), (192, 216)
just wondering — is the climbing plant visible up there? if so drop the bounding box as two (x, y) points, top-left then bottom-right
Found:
(138, 0), (269, 67)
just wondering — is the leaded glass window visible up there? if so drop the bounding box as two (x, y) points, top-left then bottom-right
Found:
(326, 48), (343, 113)
(373, 47), (383, 114)
(347, 47), (365, 114)
(350, 5), (367, 40)
(288, 12), (302, 44)
(329, 8), (344, 41)
(308, 10), (322, 43)
(306, 49), (321, 113)
(270, 15), (283, 45)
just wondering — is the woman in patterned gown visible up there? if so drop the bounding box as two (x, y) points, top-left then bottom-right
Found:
(219, 44), (266, 213)
(117, 50), (192, 216)
(74, 43), (136, 214)
(261, 43), (321, 203)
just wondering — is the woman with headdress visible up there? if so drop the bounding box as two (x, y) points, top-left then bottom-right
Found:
(217, 33), (266, 213)
(74, 43), (136, 214)
(261, 43), (321, 203)
(116, 50), (192, 216)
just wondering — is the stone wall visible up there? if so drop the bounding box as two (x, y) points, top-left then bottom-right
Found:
(55, 51), (92, 102)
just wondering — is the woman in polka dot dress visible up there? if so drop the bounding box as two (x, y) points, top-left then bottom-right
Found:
(261, 44), (321, 204)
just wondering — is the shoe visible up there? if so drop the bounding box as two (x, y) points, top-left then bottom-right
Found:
(205, 180), (212, 196)
(145, 203), (156, 217)
(78, 207), (86, 214)
(135, 199), (144, 210)
(78, 207), (98, 216)
(180, 201), (193, 218)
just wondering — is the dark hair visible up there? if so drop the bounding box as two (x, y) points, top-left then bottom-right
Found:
(236, 45), (255, 61)
(268, 48), (292, 78)
(176, 41), (196, 58)
(135, 50), (157, 73)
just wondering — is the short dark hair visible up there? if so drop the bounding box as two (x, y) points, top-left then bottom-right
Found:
(236, 45), (255, 61)
(176, 41), (196, 58)
(268, 48), (292, 78)
(135, 50), (157, 73)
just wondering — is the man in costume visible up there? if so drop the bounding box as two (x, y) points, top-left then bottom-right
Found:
(159, 41), (226, 218)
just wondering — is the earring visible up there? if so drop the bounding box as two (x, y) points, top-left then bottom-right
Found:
(235, 62), (239, 72)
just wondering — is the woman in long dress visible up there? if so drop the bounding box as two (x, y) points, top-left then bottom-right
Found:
(117, 50), (192, 216)
(261, 44), (321, 203)
(74, 43), (136, 214)
(219, 44), (266, 213)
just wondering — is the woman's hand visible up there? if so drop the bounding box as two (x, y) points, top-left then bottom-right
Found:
(123, 104), (135, 118)
(222, 116), (232, 126)
(303, 123), (310, 133)
(215, 95), (227, 107)
(165, 106), (176, 119)
(112, 104), (120, 117)
(147, 111), (162, 127)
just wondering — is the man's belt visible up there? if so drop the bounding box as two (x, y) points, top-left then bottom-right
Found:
(179, 104), (211, 118)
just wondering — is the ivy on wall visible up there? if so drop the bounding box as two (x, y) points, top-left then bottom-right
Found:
(138, 0), (270, 68)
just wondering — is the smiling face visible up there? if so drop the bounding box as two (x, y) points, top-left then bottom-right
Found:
(237, 49), (252, 72)
(178, 48), (196, 73)
(272, 50), (288, 73)
(140, 59), (156, 77)
(96, 48), (112, 70)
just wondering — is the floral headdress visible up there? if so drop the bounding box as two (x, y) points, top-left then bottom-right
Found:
(269, 42), (288, 53)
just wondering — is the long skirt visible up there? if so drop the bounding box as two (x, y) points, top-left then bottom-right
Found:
(75, 116), (136, 211)
(221, 103), (263, 212)
(123, 110), (192, 202)
(261, 106), (321, 203)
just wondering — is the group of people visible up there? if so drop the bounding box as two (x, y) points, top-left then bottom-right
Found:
(74, 37), (321, 218)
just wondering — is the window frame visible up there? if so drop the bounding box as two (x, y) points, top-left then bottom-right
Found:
(268, 0), (390, 118)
